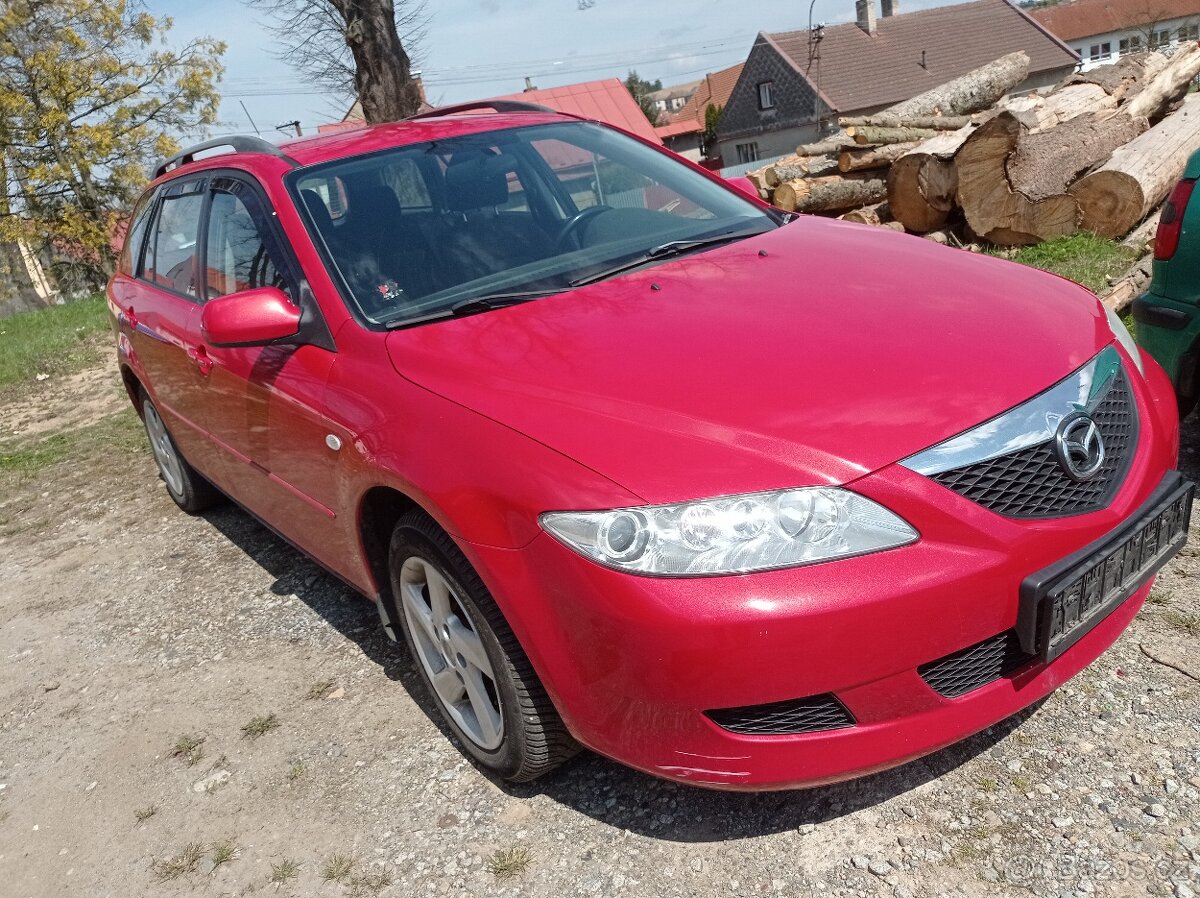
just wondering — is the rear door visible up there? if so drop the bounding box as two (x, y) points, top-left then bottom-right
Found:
(121, 176), (213, 469)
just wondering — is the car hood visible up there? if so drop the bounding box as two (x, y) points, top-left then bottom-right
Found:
(386, 217), (1112, 505)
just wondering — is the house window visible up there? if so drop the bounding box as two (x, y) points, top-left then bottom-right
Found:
(1088, 42), (1112, 61)
(757, 81), (775, 110)
(1149, 29), (1171, 49)
(1179, 24), (1199, 42)
(735, 142), (760, 164)
(1119, 35), (1143, 54)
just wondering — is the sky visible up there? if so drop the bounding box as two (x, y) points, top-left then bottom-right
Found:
(155, 0), (959, 140)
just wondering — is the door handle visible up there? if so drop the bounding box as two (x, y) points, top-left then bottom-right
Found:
(125, 305), (138, 329)
(188, 346), (214, 376)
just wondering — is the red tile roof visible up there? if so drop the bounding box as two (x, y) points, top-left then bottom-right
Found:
(488, 78), (662, 144)
(662, 63), (746, 136)
(1032, 0), (1200, 42)
(770, 0), (1078, 114)
(654, 119), (703, 139)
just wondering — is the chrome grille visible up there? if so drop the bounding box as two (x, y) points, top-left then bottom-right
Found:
(929, 367), (1137, 518)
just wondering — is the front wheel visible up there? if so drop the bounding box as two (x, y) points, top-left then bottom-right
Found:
(388, 512), (578, 781)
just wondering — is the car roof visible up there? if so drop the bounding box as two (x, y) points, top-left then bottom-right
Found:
(280, 111), (570, 167)
(152, 107), (585, 186)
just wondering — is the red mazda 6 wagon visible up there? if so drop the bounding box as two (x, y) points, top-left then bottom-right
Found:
(110, 102), (1192, 790)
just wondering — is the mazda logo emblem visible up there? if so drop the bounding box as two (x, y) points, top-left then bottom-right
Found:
(1054, 411), (1105, 482)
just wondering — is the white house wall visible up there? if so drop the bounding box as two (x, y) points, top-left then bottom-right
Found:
(1070, 17), (1199, 70)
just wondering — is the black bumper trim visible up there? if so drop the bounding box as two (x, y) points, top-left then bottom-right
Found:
(1132, 295), (1191, 332)
(1017, 471), (1193, 659)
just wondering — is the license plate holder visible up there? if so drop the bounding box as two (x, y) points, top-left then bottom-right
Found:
(1018, 473), (1194, 662)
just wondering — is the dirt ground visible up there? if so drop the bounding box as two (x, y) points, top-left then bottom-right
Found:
(1, 352), (1198, 898)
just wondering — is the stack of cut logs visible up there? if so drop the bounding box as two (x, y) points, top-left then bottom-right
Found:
(745, 44), (1200, 247)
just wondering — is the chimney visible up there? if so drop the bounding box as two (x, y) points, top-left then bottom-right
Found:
(856, 0), (877, 34)
(524, 76), (538, 93)
(881, 0), (898, 17)
(412, 70), (427, 103)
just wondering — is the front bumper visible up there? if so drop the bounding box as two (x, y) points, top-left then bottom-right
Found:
(461, 347), (1184, 790)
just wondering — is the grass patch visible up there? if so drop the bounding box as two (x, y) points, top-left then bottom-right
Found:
(287, 760), (305, 781)
(304, 678), (337, 700)
(320, 853), (355, 883)
(169, 734), (206, 767)
(1147, 587), (1174, 606)
(210, 839), (239, 871)
(152, 842), (204, 881)
(270, 858), (300, 884)
(487, 846), (532, 878)
(977, 776), (998, 793)
(0, 410), (143, 481)
(0, 295), (108, 390)
(241, 713), (280, 739)
(1163, 609), (1200, 636)
(1001, 233), (1138, 295)
(134, 805), (158, 824)
(349, 870), (394, 896)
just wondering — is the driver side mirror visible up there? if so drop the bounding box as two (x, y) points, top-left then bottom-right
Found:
(200, 287), (301, 348)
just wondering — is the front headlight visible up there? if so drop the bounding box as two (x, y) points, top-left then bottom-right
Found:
(1105, 304), (1144, 375)
(539, 487), (918, 576)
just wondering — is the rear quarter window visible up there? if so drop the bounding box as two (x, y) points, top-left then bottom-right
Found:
(117, 191), (156, 276)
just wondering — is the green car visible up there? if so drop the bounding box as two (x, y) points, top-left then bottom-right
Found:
(1135, 148), (1200, 416)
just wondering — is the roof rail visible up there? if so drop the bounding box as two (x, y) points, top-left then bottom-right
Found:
(153, 136), (299, 179)
(406, 100), (559, 121)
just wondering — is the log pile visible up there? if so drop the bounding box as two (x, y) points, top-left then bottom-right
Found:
(745, 44), (1200, 247)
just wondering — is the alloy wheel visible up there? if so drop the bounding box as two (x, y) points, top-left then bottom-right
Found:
(399, 556), (504, 750)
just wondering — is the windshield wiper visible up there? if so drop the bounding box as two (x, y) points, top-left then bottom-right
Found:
(449, 289), (563, 317)
(380, 289), (562, 329)
(568, 231), (762, 288)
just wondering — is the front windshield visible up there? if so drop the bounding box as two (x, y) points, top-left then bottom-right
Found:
(288, 121), (779, 327)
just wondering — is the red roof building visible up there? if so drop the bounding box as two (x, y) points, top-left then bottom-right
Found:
(319, 78), (662, 145)
(1032, 0), (1199, 69)
(654, 63), (746, 162)
(486, 78), (661, 144)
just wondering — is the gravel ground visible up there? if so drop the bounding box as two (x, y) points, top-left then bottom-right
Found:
(0, 364), (1198, 898)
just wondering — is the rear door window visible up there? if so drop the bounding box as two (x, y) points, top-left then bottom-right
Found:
(143, 181), (206, 297)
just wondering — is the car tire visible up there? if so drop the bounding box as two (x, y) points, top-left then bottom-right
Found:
(140, 393), (222, 514)
(388, 511), (579, 782)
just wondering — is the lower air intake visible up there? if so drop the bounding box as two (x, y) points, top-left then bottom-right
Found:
(705, 693), (855, 735)
(919, 629), (1034, 698)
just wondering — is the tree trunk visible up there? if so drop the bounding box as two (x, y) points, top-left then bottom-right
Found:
(839, 205), (882, 225)
(1123, 42), (1200, 122)
(1071, 94), (1200, 238)
(838, 142), (920, 173)
(846, 125), (941, 145)
(837, 202), (899, 227)
(838, 114), (971, 130)
(883, 51), (1031, 118)
(885, 124), (975, 232)
(954, 113), (1081, 245)
(795, 138), (854, 156)
(1061, 52), (1166, 102)
(774, 174), (887, 213)
(766, 154), (839, 185)
(1006, 111), (1147, 199)
(333, 0), (423, 123)
(1098, 254), (1152, 313)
